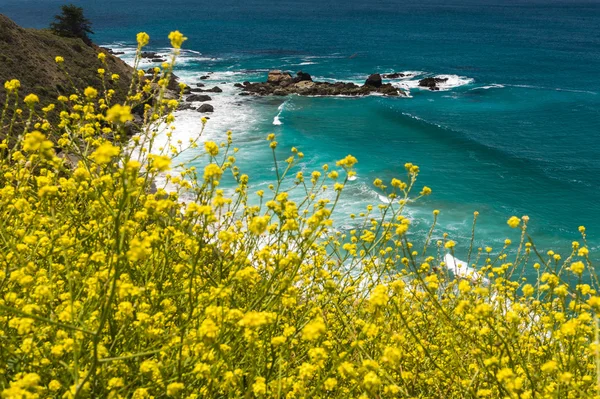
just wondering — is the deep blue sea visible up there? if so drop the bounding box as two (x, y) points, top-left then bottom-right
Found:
(4, 0), (600, 262)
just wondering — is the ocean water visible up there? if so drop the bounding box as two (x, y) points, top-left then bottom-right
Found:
(4, 0), (600, 264)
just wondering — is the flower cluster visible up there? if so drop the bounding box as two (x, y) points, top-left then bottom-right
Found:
(0, 32), (597, 399)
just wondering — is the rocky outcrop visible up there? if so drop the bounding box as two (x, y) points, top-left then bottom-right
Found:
(382, 72), (406, 79)
(418, 77), (448, 91)
(239, 70), (406, 97)
(198, 104), (214, 113)
(267, 70), (293, 85)
(186, 94), (212, 102)
(364, 74), (382, 88)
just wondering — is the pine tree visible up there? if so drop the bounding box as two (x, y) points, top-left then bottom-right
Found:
(50, 4), (94, 45)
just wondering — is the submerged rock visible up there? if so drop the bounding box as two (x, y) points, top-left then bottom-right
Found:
(418, 77), (448, 90)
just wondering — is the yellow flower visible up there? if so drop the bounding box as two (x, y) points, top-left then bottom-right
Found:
(22, 131), (52, 153)
(98, 52), (106, 62)
(204, 141), (219, 156)
(570, 261), (585, 275)
(55, 56), (64, 64)
(166, 382), (184, 397)
(541, 360), (557, 373)
(84, 87), (98, 99)
(203, 163), (223, 182)
(249, 216), (269, 235)
(168, 31), (187, 49)
(445, 240), (455, 249)
(420, 186), (432, 196)
(507, 216), (520, 228)
(150, 155), (171, 172)
(4, 79), (21, 92)
(137, 32), (150, 47)
(106, 104), (133, 123)
(252, 377), (266, 396)
(336, 154), (358, 169)
(302, 317), (326, 341)
(91, 142), (120, 165)
(24, 93), (39, 107)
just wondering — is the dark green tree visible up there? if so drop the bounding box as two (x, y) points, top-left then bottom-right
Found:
(50, 4), (94, 45)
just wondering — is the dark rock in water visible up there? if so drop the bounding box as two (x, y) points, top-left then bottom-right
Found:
(243, 81), (250, 86)
(196, 83), (205, 87)
(378, 84), (400, 96)
(186, 94), (212, 102)
(382, 72), (406, 79)
(200, 75), (209, 80)
(178, 103), (197, 111)
(182, 86), (191, 95)
(141, 52), (159, 59)
(234, 83), (244, 88)
(198, 104), (214, 113)
(239, 92), (251, 96)
(418, 77), (448, 90)
(293, 71), (312, 83)
(205, 86), (223, 93)
(189, 88), (205, 93)
(151, 58), (167, 63)
(221, 81), (227, 84)
(364, 74), (382, 88)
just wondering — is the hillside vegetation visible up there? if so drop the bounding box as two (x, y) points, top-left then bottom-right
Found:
(0, 14), (132, 107)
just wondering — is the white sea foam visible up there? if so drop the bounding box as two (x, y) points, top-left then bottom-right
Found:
(347, 175), (358, 181)
(474, 84), (505, 90)
(432, 75), (474, 90)
(273, 101), (287, 125)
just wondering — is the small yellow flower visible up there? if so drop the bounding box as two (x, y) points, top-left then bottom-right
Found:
(4, 79), (21, 92)
(137, 32), (150, 47)
(24, 93), (39, 107)
(55, 56), (64, 64)
(507, 216), (520, 228)
(168, 31), (187, 49)
(84, 87), (98, 99)
(106, 104), (133, 124)
(98, 52), (106, 62)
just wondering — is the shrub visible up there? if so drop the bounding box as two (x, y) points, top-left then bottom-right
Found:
(49, 4), (94, 46)
(0, 32), (598, 399)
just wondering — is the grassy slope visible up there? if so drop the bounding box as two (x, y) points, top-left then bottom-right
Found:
(0, 14), (133, 107)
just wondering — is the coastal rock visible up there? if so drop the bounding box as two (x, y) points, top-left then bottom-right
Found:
(234, 83), (244, 88)
(295, 80), (315, 90)
(205, 86), (223, 93)
(200, 75), (209, 80)
(198, 104), (214, 113)
(267, 70), (293, 85)
(178, 103), (197, 111)
(241, 71), (407, 97)
(382, 72), (406, 79)
(364, 74), (382, 88)
(418, 77), (448, 90)
(293, 71), (312, 83)
(186, 94), (212, 102)
(196, 83), (205, 87)
(151, 58), (166, 63)
(141, 51), (159, 59)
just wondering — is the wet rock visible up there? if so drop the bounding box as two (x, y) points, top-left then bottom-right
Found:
(364, 74), (382, 88)
(418, 77), (448, 90)
(186, 94), (212, 102)
(198, 104), (214, 113)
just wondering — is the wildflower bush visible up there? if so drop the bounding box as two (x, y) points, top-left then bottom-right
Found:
(0, 32), (599, 399)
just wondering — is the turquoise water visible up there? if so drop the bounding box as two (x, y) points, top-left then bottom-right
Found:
(5, 0), (600, 260)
